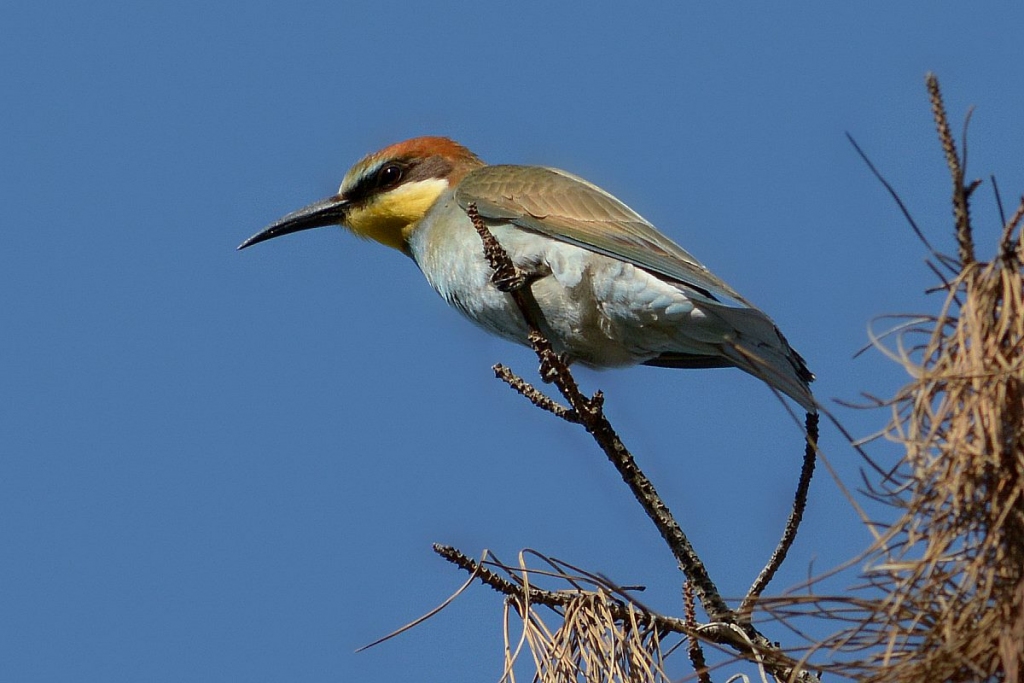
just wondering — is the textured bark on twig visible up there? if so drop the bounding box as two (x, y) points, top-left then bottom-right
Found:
(462, 202), (820, 683)
(434, 544), (817, 682)
(756, 73), (1024, 683)
(740, 411), (819, 619)
(466, 201), (730, 623)
(685, 581), (713, 683)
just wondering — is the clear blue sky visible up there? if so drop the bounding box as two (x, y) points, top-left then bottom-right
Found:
(3, 2), (1023, 681)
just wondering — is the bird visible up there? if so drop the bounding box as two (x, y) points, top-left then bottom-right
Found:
(239, 136), (815, 412)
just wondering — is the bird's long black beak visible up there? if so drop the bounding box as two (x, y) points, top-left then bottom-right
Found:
(237, 194), (350, 250)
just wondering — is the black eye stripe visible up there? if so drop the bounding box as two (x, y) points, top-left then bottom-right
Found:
(345, 155), (454, 204)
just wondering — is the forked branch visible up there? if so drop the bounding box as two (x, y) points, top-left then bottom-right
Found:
(465, 202), (730, 623)
(454, 202), (820, 682)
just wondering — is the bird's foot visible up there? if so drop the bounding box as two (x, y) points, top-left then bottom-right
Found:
(491, 268), (528, 293)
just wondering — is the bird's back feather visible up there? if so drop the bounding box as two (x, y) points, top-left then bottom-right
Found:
(455, 164), (816, 412)
(456, 165), (750, 306)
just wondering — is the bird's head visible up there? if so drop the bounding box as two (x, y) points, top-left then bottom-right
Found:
(239, 136), (484, 254)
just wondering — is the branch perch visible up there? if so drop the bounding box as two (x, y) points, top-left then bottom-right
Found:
(434, 544), (818, 682)
(456, 202), (820, 682)
(465, 202), (730, 623)
(740, 411), (820, 619)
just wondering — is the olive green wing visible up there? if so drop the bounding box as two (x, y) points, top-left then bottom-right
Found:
(455, 164), (815, 409)
(454, 164), (750, 305)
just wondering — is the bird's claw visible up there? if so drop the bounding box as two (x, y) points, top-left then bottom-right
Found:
(491, 269), (528, 292)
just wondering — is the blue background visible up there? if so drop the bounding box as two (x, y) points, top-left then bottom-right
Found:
(3, 2), (1023, 680)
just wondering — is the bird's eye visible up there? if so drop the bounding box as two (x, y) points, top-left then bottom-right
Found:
(377, 163), (404, 189)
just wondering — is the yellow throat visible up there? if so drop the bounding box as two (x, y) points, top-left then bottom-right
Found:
(343, 178), (450, 252)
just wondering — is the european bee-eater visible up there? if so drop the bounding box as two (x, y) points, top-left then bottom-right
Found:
(239, 137), (815, 411)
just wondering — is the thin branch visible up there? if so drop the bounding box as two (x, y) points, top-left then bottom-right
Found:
(992, 175), (1007, 227)
(434, 544), (579, 612)
(685, 581), (713, 683)
(740, 411), (820, 617)
(960, 106), (974, 179)
(465, 202), (732, 623)
(493, 363), (580, 423)
(435, 544), (819, 682)
(357, 552), (484, 652)
(463, 202), (821, 682)
(845, 132), (937, 256)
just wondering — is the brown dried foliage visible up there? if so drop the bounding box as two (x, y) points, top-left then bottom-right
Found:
(858, 77), (1024, 683)
(764, 75), (1024, 683)
(380, 73), (1024, 683)
(855, 241), (1024, 682)
(503, 583), (670, 683)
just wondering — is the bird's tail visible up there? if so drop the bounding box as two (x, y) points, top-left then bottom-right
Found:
(645, 302), (815, 412)
(712, 305), (815, 412)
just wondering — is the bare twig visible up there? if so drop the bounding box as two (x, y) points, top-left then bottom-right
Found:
(433, 544), (582, 612)
(846, 132), (937, 256)
(466, 203), (529, 292)
(992, 175), (1007, 227)
(759, 75), (1024, 683)
(466, 202), (731, 623)
(435, 544), (819, 682)
(461, 202), (821, 682)
(493, 363), (580, 423)
(740, 411), (820, 618)
(685, 581), (713, 683)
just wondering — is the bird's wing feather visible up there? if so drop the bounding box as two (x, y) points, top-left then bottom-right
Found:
(457, 165), (815, 410)
(455, 165), (750, 305)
